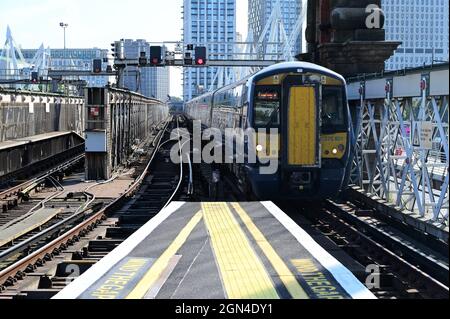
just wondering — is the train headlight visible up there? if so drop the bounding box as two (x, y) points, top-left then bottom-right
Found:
(332, 148), (338, 155)
(338, 144), (345, 152)
(256, 145), (264, 153)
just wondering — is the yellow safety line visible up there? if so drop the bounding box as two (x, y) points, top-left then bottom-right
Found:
(126, 211), (203, 299)
(231, 203), (310, 299)
(202, 202), (279, 299)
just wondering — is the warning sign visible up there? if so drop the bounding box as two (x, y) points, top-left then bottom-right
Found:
(420, 122), (433, 150)
(412, 122), (433, 150)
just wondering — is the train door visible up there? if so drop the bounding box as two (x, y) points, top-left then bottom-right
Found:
(282, 76), (320, 168)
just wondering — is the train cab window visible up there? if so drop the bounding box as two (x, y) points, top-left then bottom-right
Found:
(322, 86), (346, 131)
(254, 87), (281, 128)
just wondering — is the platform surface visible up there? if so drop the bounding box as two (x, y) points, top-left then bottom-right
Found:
(54, 202), (376, 300)
(0, 208), (63, 246)
(0, 131), (73, 151)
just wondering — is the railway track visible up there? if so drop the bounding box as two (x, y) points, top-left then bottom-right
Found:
(281, 196), (449, 299)
(1, 116), (447, 300)
(0, 154), (85, 215)
(0, 154), (87, 268)
(0, 144), (85, 189)
(0, 116), (193, 299)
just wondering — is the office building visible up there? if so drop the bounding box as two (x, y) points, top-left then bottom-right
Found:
(383, 0), (449, 70)
(21, 48), (111, 87)
(182, 0), (237, 101)
(121, 39), (170, 100)
(248, 0), (303, 56)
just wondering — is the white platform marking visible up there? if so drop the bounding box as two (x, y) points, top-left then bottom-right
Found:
(261, 201), (377, 300)
(53, 202), (186, 299)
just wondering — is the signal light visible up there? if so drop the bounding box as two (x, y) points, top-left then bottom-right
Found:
(139, 52), (148, 66)
(150, 46), (162, 66)
(93, 59), (102, 73)
(184, 52), (193, 65)
(31, 72), (38, 83)
(195, 46), (207, 66)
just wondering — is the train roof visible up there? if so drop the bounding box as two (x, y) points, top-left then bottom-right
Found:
(249, 61), (346, 83)
(186, 62), (346, 104)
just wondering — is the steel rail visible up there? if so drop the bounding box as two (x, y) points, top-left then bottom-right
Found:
(0, 118), (172, 289)
(326, 199), (449, 288)
(321, 201), (449, 299)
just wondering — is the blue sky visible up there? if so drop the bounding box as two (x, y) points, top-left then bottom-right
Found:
(0, 0), (249, 97)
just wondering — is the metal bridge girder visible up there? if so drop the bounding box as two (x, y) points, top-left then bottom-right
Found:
(349, 65), (449, 226)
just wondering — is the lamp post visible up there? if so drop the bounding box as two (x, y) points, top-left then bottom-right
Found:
(59, 22), (68, 57)
(59, 22), (69, 95)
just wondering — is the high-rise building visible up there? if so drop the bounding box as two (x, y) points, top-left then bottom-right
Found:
(121, 39), (170, 100)
(21, 48), (111, 87)
(248, 0), (303, 56)
(182, 0), (237, 102)
(383, 0), (449, 70)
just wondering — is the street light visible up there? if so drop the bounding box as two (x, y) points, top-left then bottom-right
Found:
(59, 22), (68, 56)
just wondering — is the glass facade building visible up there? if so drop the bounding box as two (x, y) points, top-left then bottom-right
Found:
(183, 0), (237, 102)
(121, 39), (170, 100)
(383, 0), (449, 70)
(248, 0), (303, 56)
(21, 48), (110, 87)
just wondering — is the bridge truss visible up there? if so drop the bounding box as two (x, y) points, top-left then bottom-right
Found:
(348, 64), (449, 226)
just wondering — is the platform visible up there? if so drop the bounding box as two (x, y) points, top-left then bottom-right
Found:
(54, 202), (376, 300)
(0, 208), (63, 246)
(0, 131), (75, 152)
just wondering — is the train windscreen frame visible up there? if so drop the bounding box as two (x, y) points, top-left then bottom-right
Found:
(321, 86), (347, 133)
(253, 86), (281, 129)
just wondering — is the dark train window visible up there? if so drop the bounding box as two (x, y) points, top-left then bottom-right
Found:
(254, 87), (280, 128)
(322, 86), (346, 130)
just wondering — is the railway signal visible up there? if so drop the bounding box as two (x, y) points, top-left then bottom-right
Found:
(93, 59), (102, 73)
(195, 46), (207, 66)
(139, 52), (148, 66)
(184, 52), (193, 66)
(31, 71), (38, 83)
(150, 46), (162, 66)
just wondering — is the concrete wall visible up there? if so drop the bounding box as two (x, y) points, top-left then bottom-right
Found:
(0, 90), (84, 142)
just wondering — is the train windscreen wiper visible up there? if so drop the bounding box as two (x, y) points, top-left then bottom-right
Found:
(264, 107), (280, 128)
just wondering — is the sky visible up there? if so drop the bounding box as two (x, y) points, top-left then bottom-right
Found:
(0, 0), (249, 98)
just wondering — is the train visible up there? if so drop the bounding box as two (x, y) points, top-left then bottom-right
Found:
(185, 62), (353, 200)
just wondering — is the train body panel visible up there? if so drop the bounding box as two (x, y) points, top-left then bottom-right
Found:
(185, 62), (352, 200)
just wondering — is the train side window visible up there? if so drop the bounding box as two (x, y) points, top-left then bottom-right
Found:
(322, 86), (346, 131)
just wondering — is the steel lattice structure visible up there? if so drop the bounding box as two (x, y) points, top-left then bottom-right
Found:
(349, 64), (449, 225)
(0, 26), (52, 83)
(0, 26), (30, 81)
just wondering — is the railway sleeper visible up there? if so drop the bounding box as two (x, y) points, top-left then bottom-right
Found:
(88, 240), (122, 252)
(118, 214), (157, 225)
(106, 226), (140, 239)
